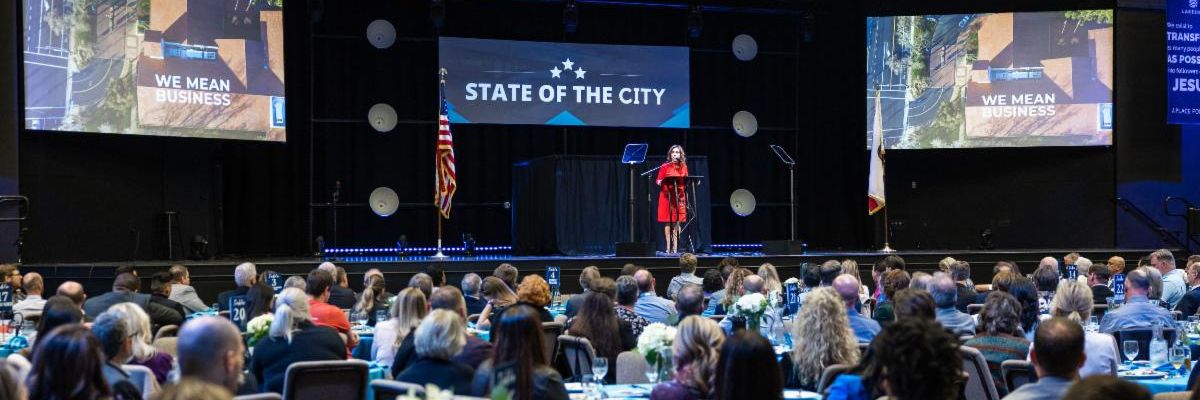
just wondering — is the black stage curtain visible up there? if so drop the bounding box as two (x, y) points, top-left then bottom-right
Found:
(514, 156), (711, 256)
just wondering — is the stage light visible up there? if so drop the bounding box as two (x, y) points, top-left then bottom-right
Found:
(431, 0), (446, 30)
(687, 6), (703, 38)
(315, 236), (325, 257)
(563, 0), (579, 33)
(369, 187), (399, 217)
(190, 235), (208, 260)
(366, 19), (396, 49)
(368, 103), (398, 132)
(732, 111), (758, 137)
(732, 34), (757, 61)
(730, 189), (757, 217)
(397, 235), (408, 256)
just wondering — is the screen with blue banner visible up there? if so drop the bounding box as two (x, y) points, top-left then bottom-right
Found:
(1169, 0), (1200, 123)
(439, 37), (690, 128)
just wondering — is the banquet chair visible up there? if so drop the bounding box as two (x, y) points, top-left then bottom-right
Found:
(558, 334), (596, 382)
(1001, 360), (1037, 393)
(960, 346), (1001, 400)
(154, 324), (179, 341)
(616, 350), (650, 384)
(371, 379), (426, 399)
(282, 360), (369, 400)
(817, 364), (853, 394)
(122, 364), (160, 400)
(542, 322), (565, 364)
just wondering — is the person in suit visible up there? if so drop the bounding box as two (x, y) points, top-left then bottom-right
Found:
(149, 271), (188, 319)
(217, 262), (257, 312)
(1089, 263), (1116, 305)
(317, 262), (357, 309)
(84, 273), (182, 330)
(564, 266), (601, 318)
(249, 287), (346, 394)
(461, 273), (488, 316)
(1173, 261), (1200, 318)
(395, 310), (476, 395)
(167, 264), (209, 313)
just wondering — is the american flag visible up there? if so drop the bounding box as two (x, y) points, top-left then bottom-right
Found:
(435, 81), (457, 219)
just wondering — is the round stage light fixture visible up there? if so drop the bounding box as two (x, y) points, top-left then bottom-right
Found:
(732, 34), (758, 61)
(730, 189), (757, 217)
(368, 103), (398, 132)
(366, 19), (396, 49)
(732, 111), (758, 137)
(369, 187), (400, 217)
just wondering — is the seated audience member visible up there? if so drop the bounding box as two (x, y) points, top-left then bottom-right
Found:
(305, 269), (358, 353)
(0, 360), (18, 400)
(759, 263), (785, 296)
(615, 275), (651, 337)
(379, 288), (427, 372)
(620, 263), (643, 278)
(870, 255), (906, 303)
(566, 291), (635, 384)
(1098, 267), (1175, 333)
(395, 310), (475, 395)
(168, 264), (208, 313)
(1107, 256), (1127, 278)
(1089, 263), (1116, 305)
(1004, 317), (1086, 400)
(908, 272), (933, 291)
(154, 378), (233, 400)
(714, 331), (784, 400)
(1060, 375), (1151, 400)
(854, 318), (962, 400)
(217, 262), (257, 311)
(494, 263), (520, 291)
(476, 276), (518, 332)
(634, 269), (677, 324)
(429, 286), (493, 367)
(979, 262), (1017, 300)
(674, 284), (706, 322)
(243, 281), (276, 320)
(797, 263), (822, 306)
(650, 316), (724, 400)
(425, 264), (448, 289)
(709, 268), (752, 316)
(719, 275), (785, 338)
(782, 288), (860, 391)
(249, 287), (345, 394)
(950, 261), (977, 313)
(893, 288), (935, 322)
(833, 274), (880, 342)
(930, 275), (975, 335)
(1007, 277), (1042, 341)
(1151, 249), (1186, 309)
(56, 280), (87, 309)
(1175, 260), (1200, 318)
(13, 272), (46, 319)
(938, 256), (957, 274)
(108, 303), (175, 383)
(32, 296), (84, 350)
(1032, 262), (1060, 312)
(565, 266), (601, 318)
(178, 317), (245, 394)
(840, 259), (871, 304)
(668, 254), (704, 300)
(470, 305), (569, 400)
(1142, 265), (1164, 302)
(92, 311), (145, 399)
(84, 273), (182, 330)
(149, 271), (188, 318)
(1075, 257), (1094, 283)
(701, 269), (723, 301)
(27, 324), (134, 400)
(704, 262), (737, 314)
(516, 275), (555, 322)
(409, 273), (435, 299)
(817, 260), (843, 288)
(316, 262), (356, 309)
(462, 273), (488, 315)
(0, 264), (23, 301)
(283, 275), (306, 291)
(872, 269), (911, 326)
(964, 292), (1030, 396)
(1047, 281), (1118, 377)
(353, 273), (389, 326)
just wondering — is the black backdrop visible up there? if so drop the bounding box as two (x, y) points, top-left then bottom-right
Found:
(13, 0), (1176, 263)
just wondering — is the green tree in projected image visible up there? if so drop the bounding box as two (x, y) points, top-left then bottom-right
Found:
(1063, 10), (1113, 33)
(69, 0), (97, 70)
(83, 63), (137, 133)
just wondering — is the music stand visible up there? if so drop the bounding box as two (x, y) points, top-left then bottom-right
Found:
(616, 144), (652, 256)
(769, 145), (796, 241)
(621, 144), (648, 165)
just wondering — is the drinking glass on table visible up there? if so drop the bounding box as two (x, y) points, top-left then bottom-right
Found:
(592, 357), (609, 384)
(581, 374), (598, 400)
(1123, 340), (1140, 365)
(1086, 316), (1099, 332)
(1171, 346), (1188, 375)
(645, 360), (660, 384)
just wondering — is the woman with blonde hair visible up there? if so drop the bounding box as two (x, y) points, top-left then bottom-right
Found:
(840, 259), (870, 303)
(250, 287), (345, 393)
(717, 268), (754, 315)
(1047, 280), (1119, 377)
(650, 316), (725, 400)
(373, 287), (427, 368)
(353, 273), (391, 326)
(108, 302), (175, 383)
(782, 288), (860, 390)
(476, 276), (519, 331)
(757, 263), (783, 296)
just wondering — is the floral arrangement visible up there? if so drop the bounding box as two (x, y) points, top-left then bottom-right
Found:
(396, 383), (454, 400)
(245, 314), (273, 347)
(731, 292), (772, 331)
(636, 323), (676, 366)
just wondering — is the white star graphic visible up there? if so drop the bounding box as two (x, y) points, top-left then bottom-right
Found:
(550, 66), (562, 78)
(574, 67), (587, 79)
(562, 58), (574, 70)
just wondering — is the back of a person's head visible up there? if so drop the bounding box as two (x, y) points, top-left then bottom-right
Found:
(864, 318), (962, 400)
(840, 259), (860, 278)
(950, 261), (971, 282)
(620, 263), (642, 277)
(284, 275), (307, 291)
(409, 273), (434, 299)
(979, 291), (1022, 336)
(316, 261), (337, 276)
(154, 378), (234, 400)
(801, 263), (821, 288)
(517, 275), (551, 307)
(615, 275), (640, 306)
(150, 271), (173, 295)
(589, 277), (616, 300)
(36, 296), (84, 347)
(234, 262), (257, 287)
(107, 302), (154, 360)
(1125, 267), (1151, 291)
(991, 270), (1016, 292)
(429, 285), (466, 315)
(715, 331), (782, 400)
(757, 263), (781, 288)
(1007, 277), (1041, 330)
(480, 276), (515, 305)
(702, 269), (723, 293)
(270, 287), (311, 342)
(818, 260), (842, 285)
(424, 265), (446, 287)
(177, 317), (243, 386)
(634, 269), (654, 292)
(113, 272), (140, 292)
(994, 261), (1016, 275)
(1141, 266), (1163, 299)
(461, 272), (482, 295)
(245, 281), (276, 318)
(1060, 375), (1151, 400)
(1050, 280), (1094, 322)
(1151, 248), (1176, 267)
(672, 316), (725, 397)
(306, 269), (334, 297)
(1033, 265), (1060, 292)
(679, 253), (699, 273)
(832, 274), (861, 305)
(875, 255), (907, 272)
(907, 272), (932, 291)
(92, 310), (130, 361)
(675, 284), (705, 316)
(56, 281), (87, 306)
(579, 266), (601, 291)
(938, 257), (957, 272)
(391, 287), (429, 330)
(790, 288), (857, 388)
(574, 291), (622, 357)
(28, 324), (110, 400)
(929, 275), (959, 309)
(494, 263), (519, 290)
(492, 304), (546, 399)
(882, 269), (911, 299)
(23, 272), (43, 294)
(115, 265), (138, 277)
(893, 288), (935, 321)
(169, 264), (189, 283)
(1033, 317), (1085, 379)
(742, 274), (765, 294)
(1091, 262), (1113, 282)
(415, 309), (465, 360)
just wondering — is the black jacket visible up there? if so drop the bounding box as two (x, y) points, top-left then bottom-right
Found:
(328, 286), (357, 309)
(84, 290), (183, 329)
(150, 293), (188, 320)
(1175, 286), (1200, 319)
(956, 283), (977, 313)
(249, 321), (346, 394)
(392, 328), (493, 377)
(395, 357), (476, 395)
(1093, 284), (1116, 305)
(465, 295), (488, 316)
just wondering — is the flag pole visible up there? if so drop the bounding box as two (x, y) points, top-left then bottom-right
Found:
(432, 67), (449, 259)
(873, 87), (894, 253)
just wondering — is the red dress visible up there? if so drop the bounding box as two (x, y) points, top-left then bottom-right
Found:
(656, 161), (689, 223)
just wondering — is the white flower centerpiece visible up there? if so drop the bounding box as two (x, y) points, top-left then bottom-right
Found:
(636, 323), (676, 382)
(245, 314), (273, 348)
(730, 292), (771, 331)
(396, 383), (454, 400)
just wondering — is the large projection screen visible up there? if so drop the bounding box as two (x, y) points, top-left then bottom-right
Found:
(23, 0), (286, 142)
(866, 11), (1113, 149)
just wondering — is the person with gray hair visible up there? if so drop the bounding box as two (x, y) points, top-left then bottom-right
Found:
(461, 272), (487, 315)
(409, 272), (434, 299)
(908, 272), (933, 291)
(719, 274), (784, 338)
(249, 287), (346, 394)
(1099, 267), (1176, 333)
(13, 272), (46, 319)
(394, 309), (475, 395)
(316, 262), (357, 309)
(167, 264), (208, 313)
(283, 275), (307, 291)
(178, 317), (246, 393)
(217, 262), (257, 312)
(674, 284), (706, 322)
(930, 275), (975, 335)
(615, 275), (650, 337)
(1075, 257), (1093, 282)
(93, 310), (143, 399)
(1151, 249), (1186, 308)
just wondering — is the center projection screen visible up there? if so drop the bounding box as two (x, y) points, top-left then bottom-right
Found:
(866, 10), (1113, 149)
(22, 0), (286, 142)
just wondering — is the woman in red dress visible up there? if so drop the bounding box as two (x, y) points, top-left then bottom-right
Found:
(656, 145), (688, 255)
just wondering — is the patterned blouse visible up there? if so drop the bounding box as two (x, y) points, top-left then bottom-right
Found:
(616, 306), (650, 337)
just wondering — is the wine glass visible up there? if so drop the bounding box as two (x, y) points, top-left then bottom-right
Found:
(592, 357), (609, 384)
(1123, 340), (1140, 365)
(1171, 346), (1187, 375)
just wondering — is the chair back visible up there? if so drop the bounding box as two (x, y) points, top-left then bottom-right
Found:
(554, 314), (568, 324)
(1092, 304), (1109, 318)
(960, 346), (1001, 400)
(153, 337), (179, 358)
(616, 351), (650, 384)
(154, 324), (179, 341)
(558, 334), (596, 382)
(542, 322), (565, 364)
(1001, 359), (1037, 393)
(234, 394), (283, 400)
(817, 364), (854, 394)
(1113, 328), (1178, 361)
(282, 360), (370, 400)
(122, 364), (160, 400)
(370, 379), (426, 399)
(967, 304), (985, 315)
(4, 354), (30, 383)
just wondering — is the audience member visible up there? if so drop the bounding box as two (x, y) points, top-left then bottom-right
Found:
(249, 287), (345, 394)
(840, 259), (871, 304)
(668, 254), (704, 300)
(704, 262), (736, 310)
(243, 281), (276, 320)
(26, 324), (127, 400)
(701, 269), (723, 300)
(177, 317), (245, 394)
(930, 275), (975, 335)
(283, 275), (306, 291)
(56, 281), (87, 308)
(950, 261), (977, 312)
(798, 263), (821, 305)
(429, 286), (493, 367)
(424, 265), (448, 289)
(783, 288), (859, 390)
(1076, 257), (1094, 283)
(108, 303), (175, 383)
(991, 270), (1017, 294)
(650, 316), (724, 400)
(1047, 281), (1118, 377)
(149, 271), (188, 318)
(908, 272), (933, 291)
(1099, 267), (1175, 333)
(858, 318), (962, 400)
(409, 273), (435, 300)
(717, 275), (781, 337)
(1175, 260), (1200, 317)
(494, 263), (519, 291)
(32, 296), (83, 350)
(963, 291), (1030, 396)
(515, 275), (555, 323)
(871, 255), (906, 303)
(758, 263), (784, 295)
(566, 291), (635, 383)
(462, 272), (487, 315)
(84, 273), (182, 330)
(833, 274), (880, 342)
(378, 288), (427, 371)
(615, 275), (651, 337)
(710, 267), (752, 316)
(634, 269), (676, 324)
(395, 310), (475, 395)
(476, 276), (517, 332)
(1032, 263), (1060, 314)
(1152, 249), (1186, 308)
(317, 262), (356, 309)
(1004, 317), (1086, 400)
(353, 273), (390, 326)
(566, 266), (601, 318)
(153, 378), (233, 400)
(937, 256), (957, 273)
(714, 331), (784, 400)
(168, 264), (208, 313)
(1143, 265), (1164, 301)
(92, 311), (144, 399)
(1060, 375), (1151, 400)
(872, 269), (910, 326)
(1089, 263), (1116, 305)
(217, 262), (257, 312)
(0, 359), (20, 400)
(1108, 256), (1127, 276)
(0, 264), (24, 301)
(893, 288), (935, 321)
(1007, 277), (1042, 340)
(12, 272), (45, 319)
(674, 284), (705, 322)
(470, 305), (569, 400)
(305, 269), (358, 353)
(620, 263), (643, 277)
(336, 267), (351, 290)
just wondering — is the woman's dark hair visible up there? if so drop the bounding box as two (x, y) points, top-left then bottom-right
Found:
(1032, 265), (1060, 292)
(702, 269), (724, 293)
(245, 281), (276, 318)
(570, 292), (622, 359)
(714, 331), (783, 400)
(150, 271), (174, 295)
(35, 296), (84, 348)
(493, 304), (548, 400)
(1006, 277), (1040, 334)
(27, 324), (112, 400)
(978, 291), (1024, 336)
(863, 318), (962, 400)
(893, 288), (935, 321)
(882, 270), (911, 299)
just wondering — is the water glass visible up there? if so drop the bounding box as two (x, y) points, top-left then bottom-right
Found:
(1171, 346), (1188, 375)
(592, 357), (609, 383)
(645, 360), (660, 384)
(1086, 316), (1099, 332)
(1123, 340), (1140, 364)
